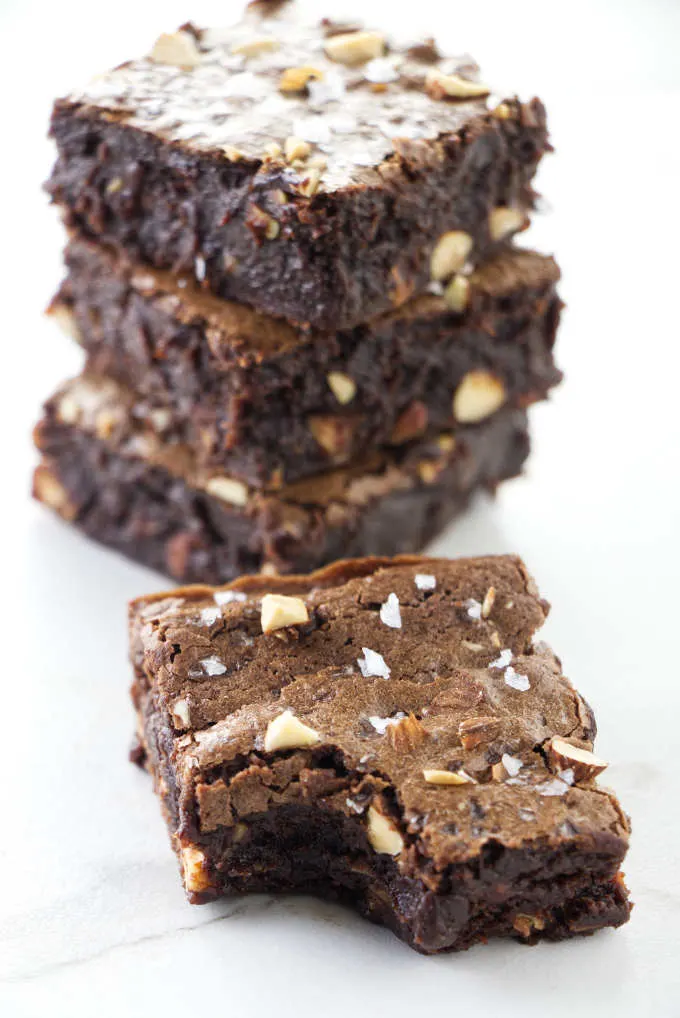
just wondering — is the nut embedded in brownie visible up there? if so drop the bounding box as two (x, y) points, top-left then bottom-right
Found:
(46, 1), (550, 329)
(32, 374), (530, 584)
(50, 238), (562, 487)
(129, 555), (631, 953)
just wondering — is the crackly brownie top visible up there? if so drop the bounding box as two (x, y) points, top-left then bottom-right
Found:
(63, 0), (517, 192)
(130, 556), (628, 865)
(60, 237), (559, 362)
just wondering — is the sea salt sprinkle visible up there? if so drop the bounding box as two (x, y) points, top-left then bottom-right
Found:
(489, 648), (513, 670)
(223, 70), (267, 98)
(415, 573), (436, 590)
(380, 592), (402, 629)
(536, 768), (574, 797)
(504, 666), (530, 692)
(345, 147), (377, 167)
(364, 57), (400, 84)
(501, 753), (523, 777)
(308, 69), (345, 105)
(199, 606), (220, 626)
(358, 647), (391, 679)
(465, 598), (483, 620)
(325, 111), (356, 134)
(214, 590), (247, 606)
(200, 656), (227, 676)
(536, 777), (570, 797)
(293, 115), (332, 144)
(368, 713), (406, 735)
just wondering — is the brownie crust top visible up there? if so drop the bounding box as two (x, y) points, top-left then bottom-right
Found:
(64, 1), (518, 193)
(130, 556), (629, 868)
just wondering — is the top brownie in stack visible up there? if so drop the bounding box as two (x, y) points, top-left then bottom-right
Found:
(47, 0), (550, 329)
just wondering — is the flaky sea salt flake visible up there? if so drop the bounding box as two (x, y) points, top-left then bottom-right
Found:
(214, 590), (248, 606)
(308, 70), (346, 106)
(326, 111), (356, 134)
(358, 647), (391, 679)
(201, 656), (227, 676)
(364, 57), (400, 84)
(224, 71), (268, 98)
(199, 606), (220, 626)
(504, 666), (530, 691)
(465, 598), (482, 621)
(368, 713), (405, 735)
(537, 778), (570, 797)
(380, 593), (402, 629)
(415, 573), (436, 590)
(501, 753), (523, 777)
(293, 116), (332, 145)
(490, 648), (513, 670)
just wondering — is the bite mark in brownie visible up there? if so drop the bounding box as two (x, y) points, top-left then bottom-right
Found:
(32, 375), (530, 584)
(128, 555), (631, 953)
(50, 238), (561, 487)
(46, 3), (550, 328)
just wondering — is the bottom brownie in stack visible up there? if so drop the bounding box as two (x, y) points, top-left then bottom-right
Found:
(33, 237), (561, 582)
(33, 375), (529, 583)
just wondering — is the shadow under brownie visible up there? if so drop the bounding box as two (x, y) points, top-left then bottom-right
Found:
(33, 374), (530, 584)
(129, 554), (631, 953)
(51, 238), (561, 487)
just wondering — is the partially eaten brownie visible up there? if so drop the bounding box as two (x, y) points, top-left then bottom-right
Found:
(129, 555), (631, 953)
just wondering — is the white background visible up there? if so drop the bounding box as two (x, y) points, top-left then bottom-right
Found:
(1, 0), (679, 1014)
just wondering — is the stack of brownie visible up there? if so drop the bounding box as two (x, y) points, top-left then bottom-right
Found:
(33, 0), (561, 584)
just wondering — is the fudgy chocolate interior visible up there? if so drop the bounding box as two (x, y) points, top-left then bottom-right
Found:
(52, 237), (561, 486)
(144, 733), (629, 953)
(33, 400), (529, 583)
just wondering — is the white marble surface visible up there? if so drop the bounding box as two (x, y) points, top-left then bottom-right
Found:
(2, 0), (680, 1014)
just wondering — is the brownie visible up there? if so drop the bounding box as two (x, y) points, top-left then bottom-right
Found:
(46, 2), (550, 329)
(51, 238), (561, 488)
(32, 373), (530, 584)
(128, 554), (631, 954)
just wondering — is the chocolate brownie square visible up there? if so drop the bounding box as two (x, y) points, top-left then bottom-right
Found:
(46, 2), (550, 328)
(50, 238), (561, 487)
(33, 375), (530, 584)
(129, 554), (631, 953)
